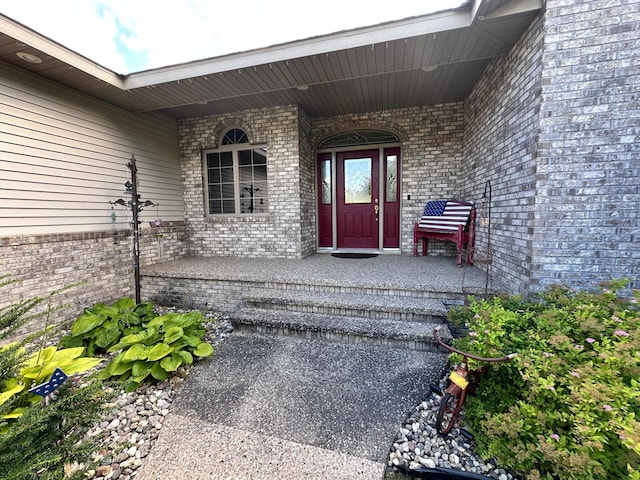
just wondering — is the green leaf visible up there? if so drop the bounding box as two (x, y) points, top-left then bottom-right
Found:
(108, 354), (134, 376)
(164, 326), (184, 344)
(0, 384), (25, 407)
(59, 357), (102, 375)
(95, 328), (121, 349)
(91, 303), (119, 318)
(178, 350), (193, 364)
(59, 334), (83, 348)
(158, 312), (201, 330)
(125, 380), (140, 393)
(160, 353), (182, 372)
(97, 366), (113, 380)
(2, 407), (27, 419)
(146, 343), (172, 361)
(70, 312), (106, 337)
(184, 335), (203, 347)
(134, 300), (155, 316)
(122, 344), (148, 362)
(150, 362), (169, 381)
(49, 346), (85, 363)
(86, 341), (96, 357)
(113, 297), (135, 310)
(108, 332), (146, 351)
(21, 347), (96, 381)
(120, 310), (139, 325)
(27, 346), (57, 366)
(193, 342), (214, 357)
(132, 360), (153, 379)
(102, 318), (119, 330)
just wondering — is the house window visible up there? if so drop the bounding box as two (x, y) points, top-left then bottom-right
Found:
(204, 129), (268, 215)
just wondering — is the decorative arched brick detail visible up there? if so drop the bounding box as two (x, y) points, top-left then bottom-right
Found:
(212, 118), (255, 147)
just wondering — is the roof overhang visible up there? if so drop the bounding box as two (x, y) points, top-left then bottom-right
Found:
(0, 0), (543, 119)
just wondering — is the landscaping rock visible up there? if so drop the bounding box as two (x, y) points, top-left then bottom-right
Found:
(387, 380), (520, 479)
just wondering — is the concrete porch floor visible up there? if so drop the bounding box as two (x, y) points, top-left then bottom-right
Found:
(141, 253), (498, 299)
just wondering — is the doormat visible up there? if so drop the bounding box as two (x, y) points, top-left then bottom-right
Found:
(331, 253), (378, 259)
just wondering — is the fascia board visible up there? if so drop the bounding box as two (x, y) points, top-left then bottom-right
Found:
(123, 10), (471, 90)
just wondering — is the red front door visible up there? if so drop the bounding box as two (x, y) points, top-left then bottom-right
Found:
(336, 150), (379, 249)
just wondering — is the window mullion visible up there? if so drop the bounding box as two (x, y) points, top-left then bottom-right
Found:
(233, 149), (241, 214)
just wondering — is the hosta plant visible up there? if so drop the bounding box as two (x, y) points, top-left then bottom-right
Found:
(448, 280), (639, 480)
(97, 311), (214, 392)
(60, 297), (157, 356)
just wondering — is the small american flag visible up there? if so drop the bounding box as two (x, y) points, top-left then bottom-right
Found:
(29, 367), (67, 397)
(418, 200), (473, 232)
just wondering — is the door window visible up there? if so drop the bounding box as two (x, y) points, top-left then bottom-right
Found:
(344, 158), (372, 204)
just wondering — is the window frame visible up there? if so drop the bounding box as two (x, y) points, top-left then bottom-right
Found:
(202, 142), (268, 217)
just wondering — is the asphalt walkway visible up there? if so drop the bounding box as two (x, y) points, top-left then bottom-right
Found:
(135, 331), (447, 480)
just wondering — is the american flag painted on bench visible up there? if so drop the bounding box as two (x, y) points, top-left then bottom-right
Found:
(418, 200), (473, 232)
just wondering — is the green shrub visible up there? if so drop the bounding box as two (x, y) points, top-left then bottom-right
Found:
(0, 376), (109, 480)
(60, 297), (157, 356)
(97, 311), (214, 392)
(449, 280), (639, 480)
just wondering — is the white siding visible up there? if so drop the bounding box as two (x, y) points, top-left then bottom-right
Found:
(0, 63), (184, 236)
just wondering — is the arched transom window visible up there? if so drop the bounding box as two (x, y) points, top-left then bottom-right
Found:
(203, 128), (268, 215)
(318, 130), (400, 149)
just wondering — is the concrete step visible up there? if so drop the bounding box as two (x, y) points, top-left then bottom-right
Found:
(243, 289), (448, 323)
(228, 308), (452, 352)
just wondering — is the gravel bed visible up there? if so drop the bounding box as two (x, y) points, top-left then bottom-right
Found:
(387, 379), (520, 480)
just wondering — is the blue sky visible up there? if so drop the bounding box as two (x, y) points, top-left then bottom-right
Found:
(1, 0), (465, 74)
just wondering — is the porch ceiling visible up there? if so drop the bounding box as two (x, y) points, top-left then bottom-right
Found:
(0, 0), (541, 120)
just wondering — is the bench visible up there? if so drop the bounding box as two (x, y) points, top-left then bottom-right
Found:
(413, 199), (475, 266)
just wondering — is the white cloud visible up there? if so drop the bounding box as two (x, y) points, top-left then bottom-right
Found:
(1, 0), (465, 73)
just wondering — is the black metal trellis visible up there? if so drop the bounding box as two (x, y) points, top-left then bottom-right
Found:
(476, 180), (494, 294)
(110, 155), (157, 304)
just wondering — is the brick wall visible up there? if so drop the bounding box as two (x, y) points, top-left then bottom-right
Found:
(298, 108), (316, 257)
(462, 14), (544, 294)
(532, 0), (640, 291)
(178, 104), (466, 259)
(310, 104), (465, 255)
(178, 105), (309, 259)
(0, 227), (188, 336)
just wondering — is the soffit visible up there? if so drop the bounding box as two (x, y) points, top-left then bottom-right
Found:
(0, 0), (542, 120)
